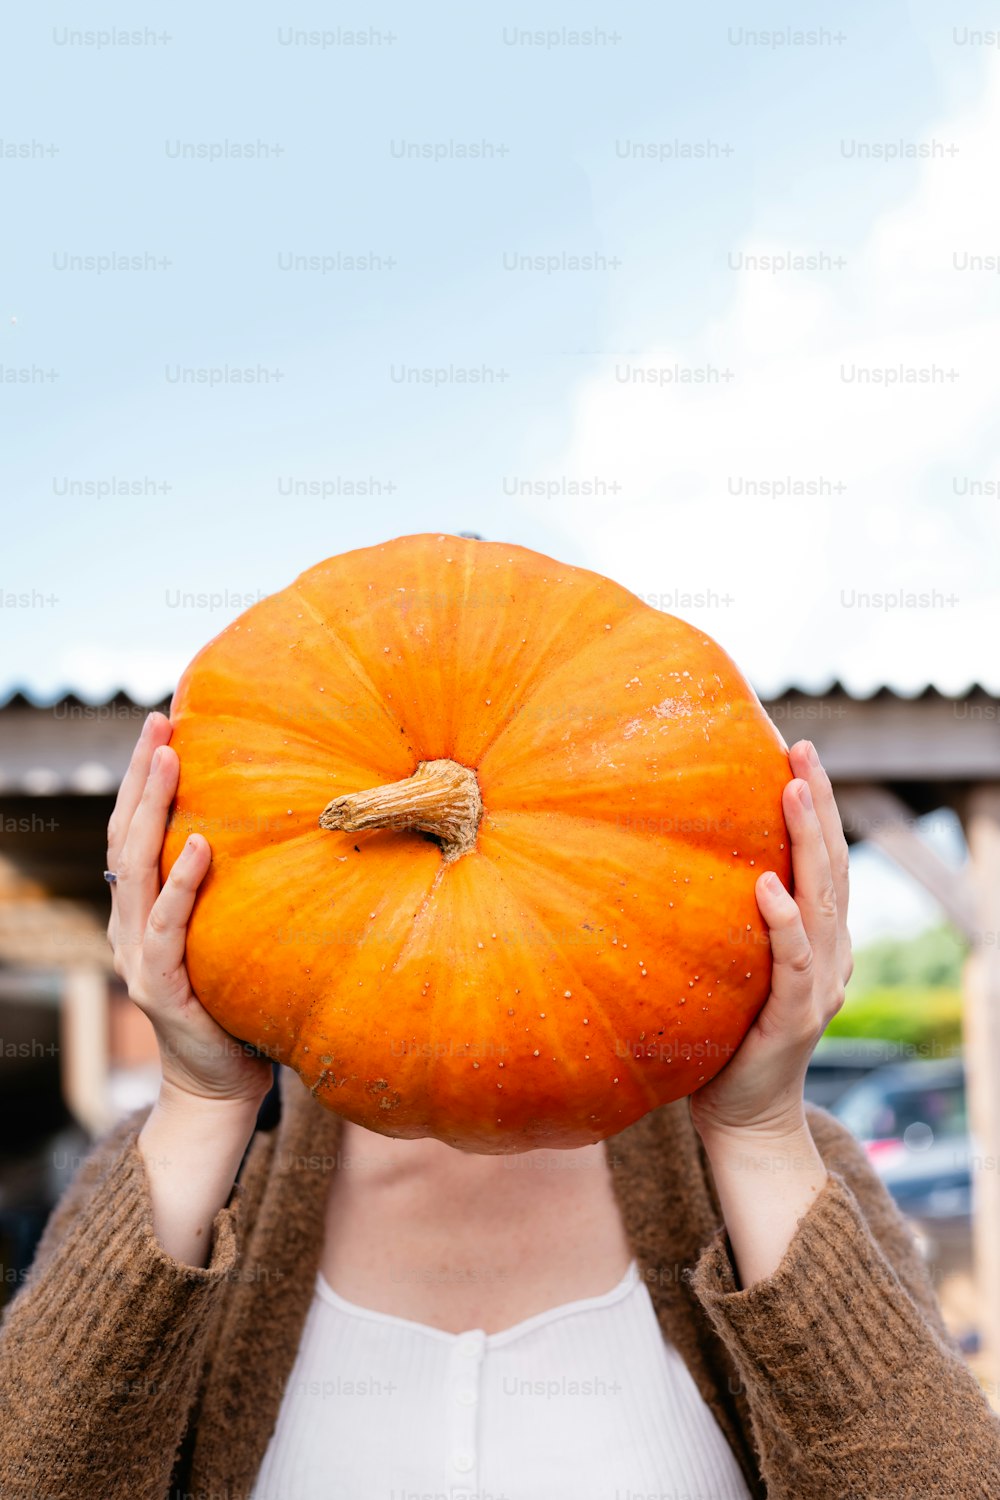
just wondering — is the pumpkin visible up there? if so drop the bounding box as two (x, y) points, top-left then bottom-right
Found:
(161, 533), (791, 1152)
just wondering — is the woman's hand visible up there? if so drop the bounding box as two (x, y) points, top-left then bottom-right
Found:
(689, 738), (854, 1146)
(687, 740), (854, 1286)
(107, 710), (273, 1112)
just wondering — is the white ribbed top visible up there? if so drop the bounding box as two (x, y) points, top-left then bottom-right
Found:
(250, 1260), (752, 1500)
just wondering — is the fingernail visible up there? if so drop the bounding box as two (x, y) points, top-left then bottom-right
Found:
(761, 871), (780, 894)
(142, 712), (154, 734)
(805, 741), (819, 766)
(798, 780), (813, 809)
(150, 747), (163, 772)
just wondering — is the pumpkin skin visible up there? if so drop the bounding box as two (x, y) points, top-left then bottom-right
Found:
(160, 532), (791, 1152)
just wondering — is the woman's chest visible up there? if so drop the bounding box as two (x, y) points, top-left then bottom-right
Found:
(252, 1253), (754, 1500)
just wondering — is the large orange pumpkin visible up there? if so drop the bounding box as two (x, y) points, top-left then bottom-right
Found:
(161, 533), (791, 1152)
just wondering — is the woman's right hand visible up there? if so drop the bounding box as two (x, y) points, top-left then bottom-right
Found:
(107, 710), (273, 1112)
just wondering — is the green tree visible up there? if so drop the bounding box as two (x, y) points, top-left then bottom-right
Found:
(847, 922), (964, 992)
(824, 923), (967, 1054)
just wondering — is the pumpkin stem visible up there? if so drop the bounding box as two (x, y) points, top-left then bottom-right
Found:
(319, 759), (483, 863)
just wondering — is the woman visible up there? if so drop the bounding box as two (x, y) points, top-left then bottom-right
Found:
(1, 712), (998, 1499)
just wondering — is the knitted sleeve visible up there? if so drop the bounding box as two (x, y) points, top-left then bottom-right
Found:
(687, 1103), (1000, 1500)
(0, 1106), (244, 1500)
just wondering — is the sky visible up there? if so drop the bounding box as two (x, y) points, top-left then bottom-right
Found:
(3, 0), (997, 942)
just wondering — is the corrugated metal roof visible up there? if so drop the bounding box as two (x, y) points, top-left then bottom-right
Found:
(1, 681), (997, 710)
(2, 681), (997, 798)
(0, 688), (172, 711)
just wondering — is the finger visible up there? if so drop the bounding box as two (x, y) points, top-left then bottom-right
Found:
(752, 871), (816, 1038)
(107, 713), (170, 953)
(788, 740), (850, 950)
(140, 834), (212, 1001)
(115, 743), (181, 959)
(107, 711), (173, 870)
(782, 777), (838, 967)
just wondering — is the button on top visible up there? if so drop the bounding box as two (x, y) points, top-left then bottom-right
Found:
(456, 1332), (485, 1358)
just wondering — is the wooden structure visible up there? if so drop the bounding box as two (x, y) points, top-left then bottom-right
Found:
(1, 682), (998, 1363)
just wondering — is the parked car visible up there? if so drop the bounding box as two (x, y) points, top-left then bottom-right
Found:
(804, 1036), (904, 1110)
(830, 1055), (970, 1224)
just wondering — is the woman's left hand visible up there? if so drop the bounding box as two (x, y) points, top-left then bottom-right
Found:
(689, 738), (855, 1147)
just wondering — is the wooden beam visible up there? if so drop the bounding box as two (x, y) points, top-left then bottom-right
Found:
(835, 784), (978, 940)
(1, 690), (998, 796)
(763, 691), (1000, 780)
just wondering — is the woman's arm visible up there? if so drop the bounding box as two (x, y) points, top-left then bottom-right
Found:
(689, 1106), (1000, 1499)
(697, 1116), (827, 1288)
(0, 713), (273, 1498)
(138, 1084), (261, 1267)
(108, 713), (273, 1264)
(0, 1106), (248, 1500)
(689, 741), (849, 1287)
(686, 740), (1000, 1496)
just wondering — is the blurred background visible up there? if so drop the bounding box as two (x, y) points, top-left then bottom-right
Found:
(2, 0), (998, 1407)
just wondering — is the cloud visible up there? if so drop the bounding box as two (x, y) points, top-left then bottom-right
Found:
(533, 58), (1000, 694)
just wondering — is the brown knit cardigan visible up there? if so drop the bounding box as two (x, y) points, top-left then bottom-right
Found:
(1, 1064), (998, 1500)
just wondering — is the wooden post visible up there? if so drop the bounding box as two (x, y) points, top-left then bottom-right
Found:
(963, 786), (1000, 1397)
(61, 965), (112, 1138)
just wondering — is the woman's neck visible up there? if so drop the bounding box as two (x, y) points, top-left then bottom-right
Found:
(335, 1116), (612, 1191)
(322, 1118), (634, 1333)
